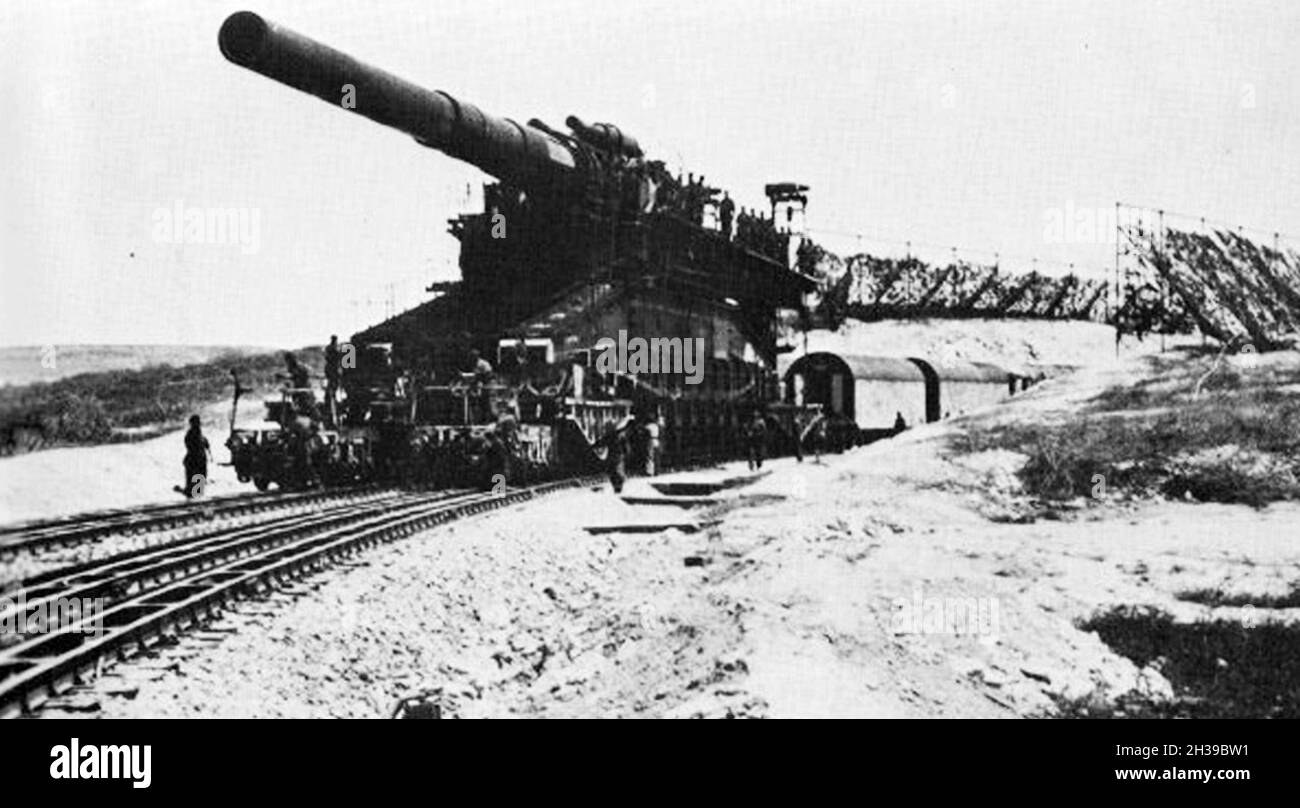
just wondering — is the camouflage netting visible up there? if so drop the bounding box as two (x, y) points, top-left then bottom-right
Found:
(804, 245), (1108, 328)
(1117, 225), (1300, 350)
(804, 223), (1300, 348)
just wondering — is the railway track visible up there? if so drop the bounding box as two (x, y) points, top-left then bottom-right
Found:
(0, 477), (601, 718)
(0, 490), (437, 642)
(0, 485), (394, 562)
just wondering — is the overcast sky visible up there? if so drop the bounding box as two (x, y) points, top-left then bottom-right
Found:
(1, 0), (1297, 348)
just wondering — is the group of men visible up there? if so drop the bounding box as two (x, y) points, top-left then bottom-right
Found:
(603, 405), (901, 492)
(621, 161), (787, 261)
(186, 340), (853, 499)
(179, 341), (333, 498)
(599, 412), (665, 494)
(633, 163), (718, 225)
(733, 208), (783, 258)
(601, 408), (773, 494)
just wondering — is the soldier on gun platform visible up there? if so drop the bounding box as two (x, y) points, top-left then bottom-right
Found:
(468, 348), (494, 380)
(283, 352), (314, 415)
(466, 349), (494, 422)
(324, 335), (342, 425)
(720, 192), (736, 239)
(510, 338), (530, 379)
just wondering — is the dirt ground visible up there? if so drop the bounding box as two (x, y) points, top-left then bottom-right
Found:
(0, 394), (270, 523)
(56, 415), (1294, 718)
(17, 345), (1299, 718)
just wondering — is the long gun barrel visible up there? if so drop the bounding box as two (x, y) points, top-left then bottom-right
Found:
(218, 11), (580, 189)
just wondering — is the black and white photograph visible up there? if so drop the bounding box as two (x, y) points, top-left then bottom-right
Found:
(0, 0), (1295, 756)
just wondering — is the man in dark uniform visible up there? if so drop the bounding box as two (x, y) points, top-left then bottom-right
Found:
(495, 402), (519, 448)
(467, 349), (494, 422)
(468, 348), (493, 380)
(604, 424), (629, 493)
(449, 429), (472, 484)
(324, 335), (343, 426)
(283, 352), (314, 415)
(719, 192), (736, 239)
(288, 418), (322, 489)
(284, 351), (310, 388)
(744, 409), (767, 471)
(511, 338), (530, 378)
(811, 416), (827, 461)
(482, 430), (509, 491)
(181, 415), (210, 498)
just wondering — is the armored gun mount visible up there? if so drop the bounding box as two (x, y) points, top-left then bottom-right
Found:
(219, 11), (647, 195)
(220, 11), (813, 364)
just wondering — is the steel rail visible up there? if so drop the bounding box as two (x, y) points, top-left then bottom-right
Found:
(0, 476), (600, 717)
(0, 490), (449, 639)
(0, 485), (396, 561)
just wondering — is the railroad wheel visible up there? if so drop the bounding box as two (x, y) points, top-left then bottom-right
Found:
(253, 476), (271, 492)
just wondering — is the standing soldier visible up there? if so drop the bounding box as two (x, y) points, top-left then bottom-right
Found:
(788, 414), (805, 463)
(512, 338), (530, 378)
(604, 423), (629, 493)
(495, 401), (519, 448)
(719, 192), (736, 240)
(644, 412), (663, 476)
(284, 351), (310, 388)
(744, 409), (768, 471)
(482, 430), (510, 491)
(283, 352), (314, 415)
(180, 415), (211, 498)
(286, 418), (323, 489)
(468, 348), (494, 380)
(811, 416), (827, 462)
(393, 362), (412, 401)
(467, 348), (494, 422)
(324, 335), (343, 426)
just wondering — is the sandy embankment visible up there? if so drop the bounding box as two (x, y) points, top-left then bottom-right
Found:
(66, 395), (1296, 718)
(0, 395), (271, 524)
(15, 336), (1297, 717)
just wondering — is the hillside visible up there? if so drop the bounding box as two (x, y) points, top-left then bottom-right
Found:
(0, 346), (323, 455)
(0, 392), (274, 523)
(0, 345), (273, 387)
(953, 345), (1300, 511)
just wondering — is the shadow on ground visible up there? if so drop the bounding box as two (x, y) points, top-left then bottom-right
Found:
(1058, 605), (1300, 718)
